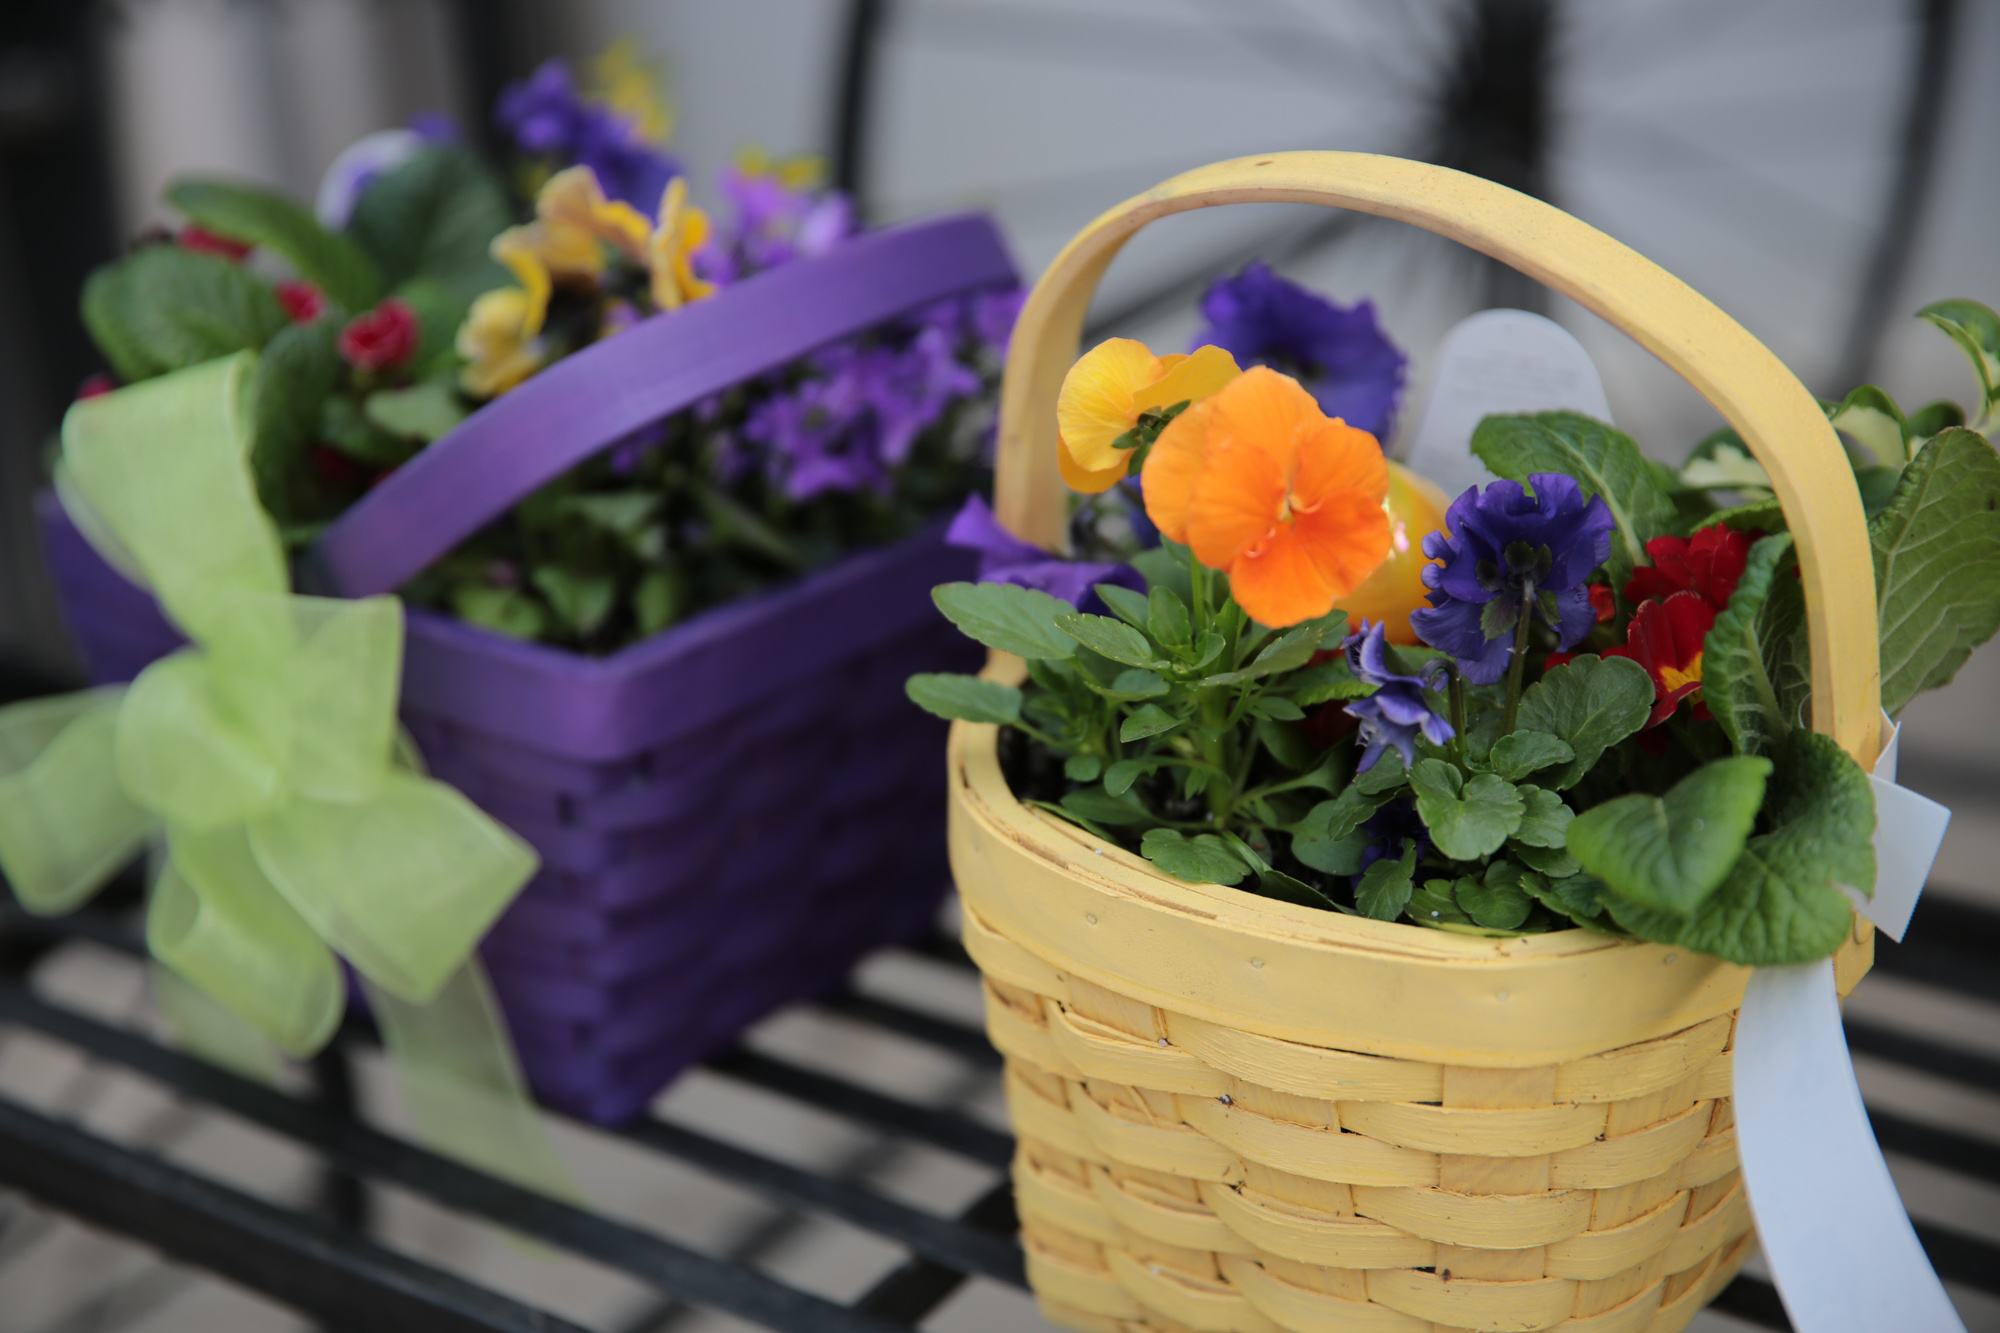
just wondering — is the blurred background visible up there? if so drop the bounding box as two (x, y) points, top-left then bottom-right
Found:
(0, 2), (1994, 1330)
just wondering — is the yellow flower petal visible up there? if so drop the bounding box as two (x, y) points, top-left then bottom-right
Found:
(1058, 434), (1131, 494)
(457, 288), (543, 397)
(1055, 338), (1162, 473)
(488, 230), (553, 334)
(537, 165), (650, 264)
(647, 177), (717, 311)
(1132, 344), (1240, 415)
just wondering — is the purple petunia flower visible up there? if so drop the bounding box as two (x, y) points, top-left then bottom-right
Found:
(945, 496), (1144, 609)
(1193, 262), (1407, 442)
(496, 60), (682, 211)
(1342, 621), (1454, 772)
(1409, 475), (1615, 685)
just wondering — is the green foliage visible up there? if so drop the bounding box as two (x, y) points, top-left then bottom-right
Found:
(248, 319), (342, 527)
(345, 148), (512, 307)
(1471, 411), (1678, 593)
(1354, 843), (1417, 920)
(1919, 299), (1999, 424)
(169, 178), (382, 312)
(1488, 730), (1573, 781)
(1458, 862), (1536, 929)
(1408, 760), (1524, 861)
(1870, 429), (2000, 716)
(364, 380), (467, 442)
(931, 583), (1077, 659)
(1702, 533), (1798, 754)
(1569, 756), (1771, 916)
(1512, 785), (1572, 849)
(904, 674), (1022, 725)
(1140, 830), (1245, 885)
(82, 246), (290, 383)
(1513, 655), (1653, 789)
(1059, 613), (1170, 668)
(1826, 384), (1910, 467)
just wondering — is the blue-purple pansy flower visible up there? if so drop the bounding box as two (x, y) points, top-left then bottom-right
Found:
(1341, 620), (1454, 772)
(1409, 474), (1614, 685)
(1192, 261), (1406, 442)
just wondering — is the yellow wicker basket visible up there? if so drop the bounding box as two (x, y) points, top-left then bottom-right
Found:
(949, 153), (1882, 1333)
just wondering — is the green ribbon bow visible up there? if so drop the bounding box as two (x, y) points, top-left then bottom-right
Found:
(0, 354), (569, 1193)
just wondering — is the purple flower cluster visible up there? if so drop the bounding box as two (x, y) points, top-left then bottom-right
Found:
(1193, 262), (1406, 442)
(739, 315), (987, 500)
(945, 496), (1144, 609)
(1409, 475), (1614, 685)
(496, 60), (682, 211)
(699, 166), (857, 285)
(1341, 621), (1454, 772)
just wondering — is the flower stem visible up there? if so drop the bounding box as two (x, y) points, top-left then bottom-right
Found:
(1500, 582), (1535, 734)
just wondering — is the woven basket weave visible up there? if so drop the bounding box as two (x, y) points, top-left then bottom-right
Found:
(949, 152), (1883, 1332)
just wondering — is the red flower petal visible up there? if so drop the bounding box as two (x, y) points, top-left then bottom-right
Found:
(338, 298), (421, 372)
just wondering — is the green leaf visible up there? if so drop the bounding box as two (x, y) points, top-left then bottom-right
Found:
(1093, 583), (1153, 632)
(1514, 655), (1654, 789)
(634, 569), (680, 636)
(1292, 784), (1393, 849)
(1678, 440), (1772, 494)
(1512, 840), (1580, 878)
(1061, 789), (1155, 827)
(1570, 756), (1772, 916)
(904, 673), (1023, 725)
(1293, 826), (1368, 876)
(346, 147), (512, 304)
(1065, 754), (1102, 782)
(559, 492), (658, 543)
(169, 178), (382, 312)
(1246, 624), (1329, 677)
(453, 585), (545, 640)
(1104, 758), (1147, 796)
(1354, 844), (1417, 920)
(1286, 658), (1373, 706)
(1140, 829), (1246, 885)
(1409, 760), (1524, 861)
(1148, 587), (1191, 647)
(694, 484), (803, 569)
(1708, 496), (1786, 535)
(531, 566), (615, 638)
(931, 582), (1077, 659)
(1919, 299), (2000, 412)
(1409, 878), (1474, 926)
(1826, 384), (1909, 466)
(320, 393), (410, 465)
(364, 380), (466, 442)
(1255, 716), (1313, 772)
(1120, 703), (1181, 742)
(1513, 785), (1573, 848)
(81, 246), (289, 382)
(248, 319), (342, 525)
(1459, 862), (1536, 930)
(1618, 732), (1871, 965)
(1869, 428), (2000, 716)
(1251, 696), (1305, 721)
(1907, 400), (1967, 440)
(1354, 749), (1409, 795)
(1489, 731), (1574, 782)
(1703, 532), (1798, 754)
(1254, 865), (1343, 912)
(1471, 411), (1678, 593)
(1090, 668), (1168, 702)
(1057, 613), (1169, 669)
(1131, 539), (1194, 606)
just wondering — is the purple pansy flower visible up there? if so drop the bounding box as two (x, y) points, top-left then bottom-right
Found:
(1193, 261), (1407, 441)
(496, 60), (681, 211)
(1341, 621), (1454, 772)
(946, 496), (1144, 610)
(701, 166), (858, 285)
(1358, 799), (1430, 874)
(1409, 475), (1615, 686)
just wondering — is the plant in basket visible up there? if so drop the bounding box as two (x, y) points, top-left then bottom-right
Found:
(917, 152), (2000, 1333)
(31, 46), (1021, 1125)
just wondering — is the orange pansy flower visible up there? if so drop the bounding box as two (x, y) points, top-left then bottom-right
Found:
(1142, 366), (1391, 628)
(1055, 339), (1239, 492)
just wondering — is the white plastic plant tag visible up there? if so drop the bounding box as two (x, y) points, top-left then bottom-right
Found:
(1398, 308), (1614, 502)
(1734, 719), (1963, 1333)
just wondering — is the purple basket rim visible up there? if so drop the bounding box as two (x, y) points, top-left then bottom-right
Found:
(308, 212), (1016, 600)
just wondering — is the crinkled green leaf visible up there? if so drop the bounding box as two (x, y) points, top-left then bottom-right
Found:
(346, 147), (511, 303)
(1471, 411), (1678, 592)
(249, 319), (342, 527)
(1514, 655), (1653, 789)
(904, 673), (1022, 725)
(1870, 428), (2000, 716)
(83, 246), (289, 383)
(1512, 784), (1572, 849)
(1409, 760), (1523, 861)
(1573, 755), (1771, 916)
(931, 582), (1076, 659)
(1354, 843), (1417, 920)
(1140, 829), (1245, 885)
(1703, 532), (1797, 755)
(170, 178), (382, 312)
(1489, 731), (1574, 781)
(1120, 703), (1181, 742)
(1057, 613), (1169, 669)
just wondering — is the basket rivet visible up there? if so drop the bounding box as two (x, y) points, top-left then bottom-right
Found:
(1158, 1038), (1171, 1047)
(1250, 957), (1265, 968)
(1219, 1094), (1233, 1105)
(1085, 913), (1098, 924)
(1497, 990), (1510, 1001)
(1664, 952), (1677, 964)
(1094, 847), (1106, 856)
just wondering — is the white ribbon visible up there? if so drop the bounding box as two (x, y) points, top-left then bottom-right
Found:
(1734, 720), (1963, 1333)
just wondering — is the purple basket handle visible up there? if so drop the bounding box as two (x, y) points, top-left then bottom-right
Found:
(308, 213), (1017, 599)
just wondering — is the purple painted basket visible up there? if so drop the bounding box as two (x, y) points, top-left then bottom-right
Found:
(40, 213), (1014, 1123)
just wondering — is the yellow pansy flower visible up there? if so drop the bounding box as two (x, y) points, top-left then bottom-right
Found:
(590, 38), (673, 145)
(536, 165), (650, 265)
(1055, 339), (1241, 492)
(648, 177), (716, 312)
(458, 287), (544, 397)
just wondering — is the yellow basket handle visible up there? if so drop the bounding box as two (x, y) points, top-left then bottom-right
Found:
(992, 151), (1880, 763)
